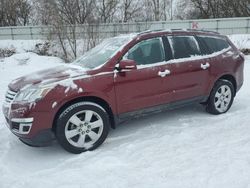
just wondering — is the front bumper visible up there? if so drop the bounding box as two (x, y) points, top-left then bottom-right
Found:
(4, 115), (55, 147)
(10, 117), (33, 134)
(3, 102), (55, 147)
(19, 129), (55, 147)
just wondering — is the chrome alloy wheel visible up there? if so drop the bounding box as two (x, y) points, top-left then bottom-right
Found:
(214, 85), (232, 113)
(65, 110), (104, 148)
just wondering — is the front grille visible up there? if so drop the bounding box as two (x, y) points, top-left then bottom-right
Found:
(4, 89), (17, 105)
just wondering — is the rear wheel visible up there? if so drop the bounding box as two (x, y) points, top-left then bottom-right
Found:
(206, 79), (235, 115)
(56, 102), (110, 154)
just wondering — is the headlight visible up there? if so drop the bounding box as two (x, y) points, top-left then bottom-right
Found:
(14, 87), (53, 103)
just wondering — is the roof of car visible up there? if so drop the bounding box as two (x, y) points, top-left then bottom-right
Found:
(137, 29), (221, 38)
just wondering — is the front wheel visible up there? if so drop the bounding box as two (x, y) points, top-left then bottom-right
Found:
(56, 102), (110, 154)
(206, 79), (235, 115)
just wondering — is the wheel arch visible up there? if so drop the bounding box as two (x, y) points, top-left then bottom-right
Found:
(217, 74), (237, 96)
(52, 96), (116, 133)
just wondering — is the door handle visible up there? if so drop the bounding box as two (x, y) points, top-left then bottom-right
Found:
(158, 70), (171, 77)
(201, 62), (210, 70)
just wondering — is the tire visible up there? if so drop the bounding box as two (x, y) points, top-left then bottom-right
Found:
(56, 102), (110, 154)
(206, 79), (235, 115)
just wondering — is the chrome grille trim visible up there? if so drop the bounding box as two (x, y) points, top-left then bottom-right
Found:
(4, 89), (17, 105)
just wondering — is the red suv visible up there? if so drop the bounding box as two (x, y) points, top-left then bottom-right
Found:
(2, 30), (244, 153)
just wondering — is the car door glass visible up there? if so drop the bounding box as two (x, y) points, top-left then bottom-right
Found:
(124, 38), (165, 65)
(197, 36), (230, 53)
(168, 36), (201, 59)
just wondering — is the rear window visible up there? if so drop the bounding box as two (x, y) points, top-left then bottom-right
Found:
(197, 36), (230, 54)
(168, 36), (201, 59)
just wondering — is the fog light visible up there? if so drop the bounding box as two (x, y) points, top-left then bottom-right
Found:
(11, 118), (33, 135)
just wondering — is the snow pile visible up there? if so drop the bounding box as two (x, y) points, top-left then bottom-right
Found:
(1, 52), (64, 66)
(0, 39), (97, 60)
(0, 40), (42, 54)
(0, 52), (64, 92)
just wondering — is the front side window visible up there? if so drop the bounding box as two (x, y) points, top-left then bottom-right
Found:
(168, 36), (201, 59)
(124, 38), (165, 65)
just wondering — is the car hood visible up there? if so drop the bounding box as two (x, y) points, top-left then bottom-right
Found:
(9, 64), (89, 91)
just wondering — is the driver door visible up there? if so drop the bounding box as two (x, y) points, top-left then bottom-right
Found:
(114, 37), (168, 115)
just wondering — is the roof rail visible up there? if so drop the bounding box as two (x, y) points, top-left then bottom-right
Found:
(138, 29), (164, 35)
(170, 28), (219, 34)
(138, 28), (220, 35)
(170, 29), (184, 31)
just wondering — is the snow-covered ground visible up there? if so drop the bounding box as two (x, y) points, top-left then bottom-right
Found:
(1, 53), (250, 187)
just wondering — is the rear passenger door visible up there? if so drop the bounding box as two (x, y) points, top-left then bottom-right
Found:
(196, 35), (232, 73)
(160, 35), (211, 102)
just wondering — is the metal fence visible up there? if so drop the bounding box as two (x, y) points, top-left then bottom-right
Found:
(0, 17), (250, 40)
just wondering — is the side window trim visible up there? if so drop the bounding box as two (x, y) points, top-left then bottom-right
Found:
(166, 35), (175, 60)
(162, 36), (174, 61)
(159, 37), (166, 61)
(192, 35), (201, 52)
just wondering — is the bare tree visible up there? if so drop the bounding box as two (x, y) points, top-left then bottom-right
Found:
(151, 0), (160, 21)
(0, 0), (31, 26)
(141, 0), (163, 21)
(17, 0), (31, 25)
(161, 0), (169, 21)
(32, 0), (55, 25)
(41, 0), (98, 61)
(96, 0), (118, 23)
(120, 0), (141, 22)
(191, 0), (250, 18)
(53, 0), (95, 24)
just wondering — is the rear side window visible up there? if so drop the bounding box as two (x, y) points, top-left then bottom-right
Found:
(168, 36), (201, 59)
(124, 38), (165, 65)
(197, 36), (230, 54)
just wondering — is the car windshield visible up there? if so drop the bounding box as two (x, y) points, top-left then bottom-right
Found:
(72, 35), (134, 69)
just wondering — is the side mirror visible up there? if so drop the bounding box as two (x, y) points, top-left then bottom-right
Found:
(117, 59), (137, 71)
